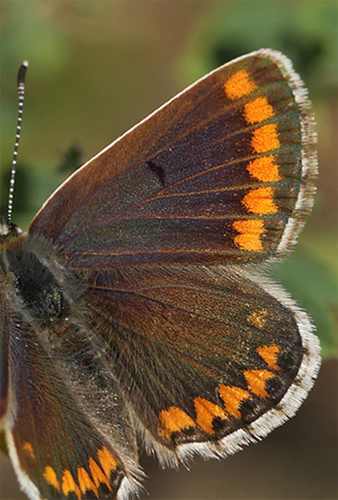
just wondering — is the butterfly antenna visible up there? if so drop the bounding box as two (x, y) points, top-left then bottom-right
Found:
(7, 60), (29, 224)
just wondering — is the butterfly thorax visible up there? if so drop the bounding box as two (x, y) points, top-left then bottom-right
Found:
(0, 229), (73, 323)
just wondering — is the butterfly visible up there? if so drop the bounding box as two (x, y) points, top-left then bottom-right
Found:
(0, 49), (320, 500)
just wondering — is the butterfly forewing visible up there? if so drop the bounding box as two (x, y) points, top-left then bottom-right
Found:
(30, 50), (315, 268)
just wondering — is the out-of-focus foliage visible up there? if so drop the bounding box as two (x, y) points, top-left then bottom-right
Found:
(180, 1), (338, 94)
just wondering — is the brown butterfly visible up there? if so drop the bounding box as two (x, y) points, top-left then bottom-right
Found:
(0, 49), (320, 500)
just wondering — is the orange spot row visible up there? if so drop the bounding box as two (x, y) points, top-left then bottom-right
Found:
(224, 69), (283, 254)
(159, 370), (278, 438)
(245, 99), (282, 185)
(160, 399), (229, 438)
(43, 447), (116, 498)
(236, 128), (280, 251)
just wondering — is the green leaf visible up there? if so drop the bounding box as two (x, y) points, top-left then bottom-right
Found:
(271, 251), (338, 359)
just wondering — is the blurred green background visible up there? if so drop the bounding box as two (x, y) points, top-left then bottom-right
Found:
(0, 1), (337, 499)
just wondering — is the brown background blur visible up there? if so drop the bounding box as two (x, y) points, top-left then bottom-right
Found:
(0, 2), (337, 499)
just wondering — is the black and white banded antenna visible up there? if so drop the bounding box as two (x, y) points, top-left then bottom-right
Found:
(7, 60), (29, 224)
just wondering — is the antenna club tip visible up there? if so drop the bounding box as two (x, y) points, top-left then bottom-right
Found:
(17, 61), (29, 85)
(22, 60), (29, 67)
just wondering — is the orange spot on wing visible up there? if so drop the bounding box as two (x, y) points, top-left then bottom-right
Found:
(78, 467), (98, 497)
(62, 470), (81, 500)
(257, 345), (281, 371)
(244, 97), (274, 124)
(252, 124), (280, 153)
(194, 397), (227, 434)
(233, 219), (265, 251)
(242, 186), (278, 214)
(97, 447), (117, 478)
(224, 70), (256, 100)
(247, 155), (281, 182)
(218, 385), (251, 419)
(89, 457), (111, 491)
(22, 441), (35, 460)
(159, 406), (195, 438)
(247, 309), (268, 328)
(44, 466), (60, 492)
(244, 369), (275, 398)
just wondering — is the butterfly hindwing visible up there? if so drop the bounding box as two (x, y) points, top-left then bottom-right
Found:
(82, 264), (319, 463)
